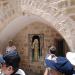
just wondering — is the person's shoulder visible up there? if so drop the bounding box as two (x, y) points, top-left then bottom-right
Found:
(16, 69), (26, 75)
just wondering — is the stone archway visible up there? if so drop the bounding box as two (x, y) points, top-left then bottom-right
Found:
(0, 14), (74, 51)
(0, 0), (75, 51)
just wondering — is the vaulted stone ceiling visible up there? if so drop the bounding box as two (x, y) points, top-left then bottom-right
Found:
(0, 0), (75, 51)
(0, 0), (75, 29)
(0, 0), (75, 26)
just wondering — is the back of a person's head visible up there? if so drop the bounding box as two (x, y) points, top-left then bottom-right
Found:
(8, 40), (14, 46)
(49, 45), (56, 54)
(3, 51), (20, 71)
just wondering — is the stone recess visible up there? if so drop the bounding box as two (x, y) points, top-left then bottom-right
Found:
(13, 22), (68, 73)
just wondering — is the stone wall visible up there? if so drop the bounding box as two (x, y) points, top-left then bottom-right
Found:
(12, 22), (68, 75)
(0, 0), (75, 52)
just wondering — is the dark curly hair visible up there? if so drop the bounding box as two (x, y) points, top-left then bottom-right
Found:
(49, 45), (56, 54)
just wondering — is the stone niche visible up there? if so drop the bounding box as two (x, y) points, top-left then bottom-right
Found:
(13, 22), (69, 75)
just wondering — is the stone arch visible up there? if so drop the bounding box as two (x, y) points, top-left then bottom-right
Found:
(0, 14), (71, 51)
(0, 0), (75, 51)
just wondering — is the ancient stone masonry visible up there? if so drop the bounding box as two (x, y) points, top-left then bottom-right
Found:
(0, 0), (75, 51)
(0, 0), (75, 74)
(13, 22), (65, 74)
(0, 0), (20, 31)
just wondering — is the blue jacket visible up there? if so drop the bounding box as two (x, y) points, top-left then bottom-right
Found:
(45, 56), (73, 75)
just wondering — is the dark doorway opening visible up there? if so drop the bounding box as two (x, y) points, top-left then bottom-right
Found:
(55, 39), (65, 56)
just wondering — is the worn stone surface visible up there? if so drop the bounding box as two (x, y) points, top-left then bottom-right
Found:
(12, 22), (68, 74)
(0, 0), (75, 51)
(0, 0), (75, 74)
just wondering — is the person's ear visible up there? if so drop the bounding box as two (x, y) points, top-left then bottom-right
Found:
(8, 66), (13, 71)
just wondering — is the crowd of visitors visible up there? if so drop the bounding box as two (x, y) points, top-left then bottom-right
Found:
(0, 40), (75, 75)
